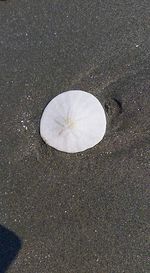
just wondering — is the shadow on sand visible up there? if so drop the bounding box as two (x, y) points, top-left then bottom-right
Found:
(0, 225), (22, 273)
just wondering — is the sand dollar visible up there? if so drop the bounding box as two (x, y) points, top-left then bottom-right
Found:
(40, 90), (106, 153)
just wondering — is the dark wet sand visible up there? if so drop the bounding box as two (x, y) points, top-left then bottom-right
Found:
(0, 1), (149, 272)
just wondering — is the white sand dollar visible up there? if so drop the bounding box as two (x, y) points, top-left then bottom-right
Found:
(40, 90), (106, 153)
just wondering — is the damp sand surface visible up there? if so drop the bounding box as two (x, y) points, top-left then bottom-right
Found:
(0, 1), (149, 272)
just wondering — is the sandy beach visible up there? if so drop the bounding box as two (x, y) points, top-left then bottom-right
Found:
(0, 1), (149, 272)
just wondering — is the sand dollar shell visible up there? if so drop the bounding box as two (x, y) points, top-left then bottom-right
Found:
(40, 90), (106, 153)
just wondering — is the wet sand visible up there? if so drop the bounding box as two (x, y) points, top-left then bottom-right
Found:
(0, 1), (149, 272)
